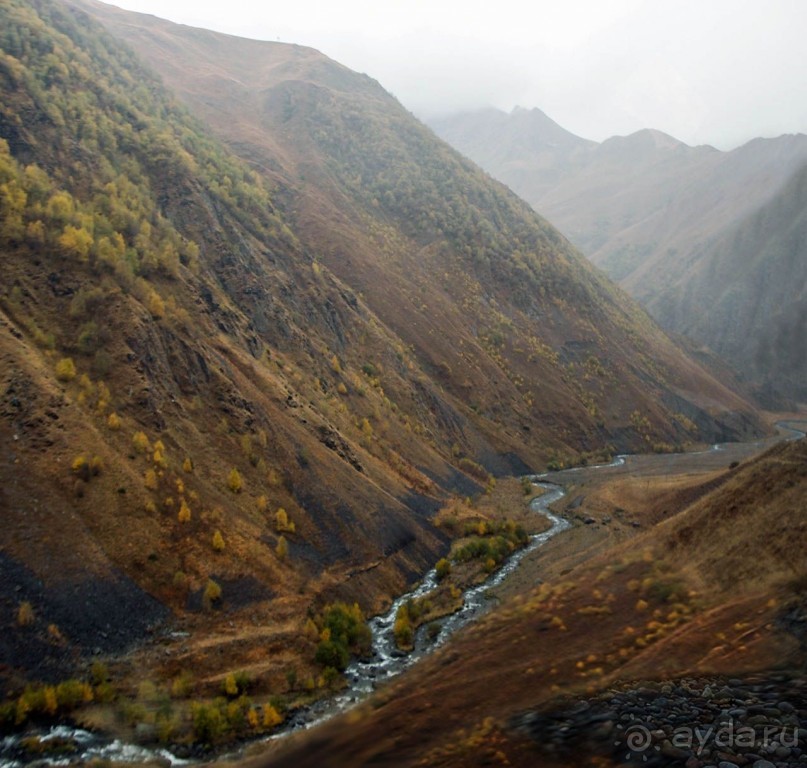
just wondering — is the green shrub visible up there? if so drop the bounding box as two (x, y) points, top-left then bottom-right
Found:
(435, 557), (451, 581)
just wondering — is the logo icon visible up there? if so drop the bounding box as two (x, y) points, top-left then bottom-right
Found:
(615, 720), (659, 762)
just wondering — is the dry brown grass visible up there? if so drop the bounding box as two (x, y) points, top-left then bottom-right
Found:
(254, 439), (807, 768)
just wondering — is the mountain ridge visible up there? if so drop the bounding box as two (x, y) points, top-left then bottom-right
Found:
(430, 106), (807, 403)
(0, 0), (762, 731)
(76, 0), (759, 446)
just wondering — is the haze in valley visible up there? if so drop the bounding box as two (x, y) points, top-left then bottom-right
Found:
(101, 0), (805, 150)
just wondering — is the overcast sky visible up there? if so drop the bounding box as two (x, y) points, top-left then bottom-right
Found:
(109, 0), (807, 150)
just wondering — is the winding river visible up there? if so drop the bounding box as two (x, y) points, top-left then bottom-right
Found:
(279, 480), (573, 735)
(0, 479), (576, 768)
(2, 422), (804, 767)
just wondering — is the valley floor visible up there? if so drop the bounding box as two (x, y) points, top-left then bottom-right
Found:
(245, 415), (807, 768)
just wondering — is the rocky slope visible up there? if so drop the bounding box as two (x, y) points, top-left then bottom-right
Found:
(0, 0), (760, 695)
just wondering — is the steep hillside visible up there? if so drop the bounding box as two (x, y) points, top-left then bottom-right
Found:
(0, 0), (762, 720)
(0, 0), (463, 688)
(259, 437), (807, 767)
(431, 107), (807, 405)
(650, 162), (807, 406)
(77, 0), (758, 462)
(430, 108), (807, 289)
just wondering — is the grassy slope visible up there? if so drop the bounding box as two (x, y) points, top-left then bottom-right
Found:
(256, 438), (807, 767)
(0, 0), (458, 689)
(78, 0), (761, 462)
(0, 0), (761, 704)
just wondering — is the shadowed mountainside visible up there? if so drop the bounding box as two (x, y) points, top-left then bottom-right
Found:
(649, 162), (807, 406)
(0, 0), (761, 700)
(430, 107), (807, 405)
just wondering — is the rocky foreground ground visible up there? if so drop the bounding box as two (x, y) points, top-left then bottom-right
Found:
(513, 672), (807, 767)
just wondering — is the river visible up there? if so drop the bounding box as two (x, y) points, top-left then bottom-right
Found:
(0, 480), (575, 768)
(2, 422), (804, 767)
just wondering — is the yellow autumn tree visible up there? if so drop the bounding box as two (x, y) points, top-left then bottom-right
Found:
(144, 468), (158, 491)
(43, 687), (58, 715)
(304, 617), (319, 640)
(55, 357), (76, 382)
(223, 673), (238, 697)
(153, 448), (167, 468)
(227, 467), (242, 493)
(178, 499), (191, 523)
(212, 530), (225, 551)
(17, 602), (35, 627)
(262, 704), (282, 728)
(132, 431), (150, 453)
(202, 579), (222, 610)
(147, 290), (165, 319)
(276, 535), (288, 560)
(58, 225), (93, 261)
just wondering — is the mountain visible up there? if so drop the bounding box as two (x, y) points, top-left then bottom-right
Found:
(430, 107), (807, 404)
(0, 0), (454, 687)
(651, 162), (807, 405)
(430, 108), (807, 287)
(0, 0), (761, 734)
(75, 0), (759, 449)
(427, 107), (596, 196)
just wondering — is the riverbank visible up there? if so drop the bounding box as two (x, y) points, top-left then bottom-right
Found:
(5, 422), (804, 768)
(250, 426), (807, 767)
(0, 479), (557, 767)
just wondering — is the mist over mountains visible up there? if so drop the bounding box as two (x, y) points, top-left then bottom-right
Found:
(431, 107), (807, 404)
(2, 3), (806, 766)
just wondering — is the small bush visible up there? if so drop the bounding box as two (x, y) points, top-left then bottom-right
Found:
(107, 412), (121, 430)
(435, 558), (451, 581)
(227, 468), (243, 493)
(55, 357), (77, 382)
(17, 602), (35, 627)
(170, 671), (194, 699)
(191, 701), (226, 744)
(314, 639), (349, 670)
